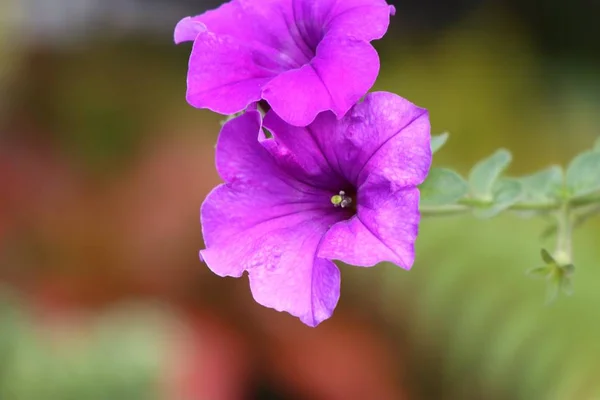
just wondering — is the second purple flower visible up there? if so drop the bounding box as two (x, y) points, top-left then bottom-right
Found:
(175, 0), (395, 126)
(200, 92), (431, 326)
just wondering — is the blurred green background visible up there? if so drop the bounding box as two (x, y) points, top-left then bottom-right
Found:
(1, 0), (600, 399)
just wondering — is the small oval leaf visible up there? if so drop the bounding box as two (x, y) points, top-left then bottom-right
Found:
(527, 266), (552, 279)
(562, 263), (575, 276)
(473, 178), (523, 218)
(561, 277), (574, 296)
(468, 149), (512, 200)
(545, 274), (561, 305)
(518, 166), (563, 204)
(420, 168), (469, 206)
(566, 151), (600, 197)
(430, 132), (450, 154)
(540, 248), (555, 265)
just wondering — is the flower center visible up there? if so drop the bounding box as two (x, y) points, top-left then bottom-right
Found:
(331, 190), (353, 208)
(330, 187), (358, 217)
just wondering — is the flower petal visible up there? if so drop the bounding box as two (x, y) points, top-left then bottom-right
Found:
(262, 110), (344, 189)
(264, 92), (431, 189)
(185, 32), (276, 115)
(184, 0), (290, 46)
(354, 95), (431, 190)
(177, 0), (312, 67)
(263, 36), (379, 126)
(290, 0), (394, 42)
(312, 92), (430, 187)
(318, 186), (421, 269)
(174, 17), (207, 44)
(200, 111), (341, 326)
(212, 110), (327, 207)
(201, 188), (341, 326)
(326, 0), (395, 41)
(247, 231), (341, 327)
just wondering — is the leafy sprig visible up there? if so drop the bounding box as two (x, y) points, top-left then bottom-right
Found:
(420, 134), (600, 302)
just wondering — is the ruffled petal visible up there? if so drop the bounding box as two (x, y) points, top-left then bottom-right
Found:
(201, 185), (341, 327)
(264, 92), (431, 189)
(200, 111), (342, 326)
(291, 0), (394, 42)
(212, 110), (327, 210)
(263, 36), (379, 126)
(356, 99), (431, 190)
(263, 109), (344, 189)
(318, 186), (421, 269)
(300, 92), (431, 187)
(177, 0), (311, 67)
(174, 17), (207, 44)
(247, 230), (341, 327)
(201, 187), (341, 326)
(185, 32), (276, 115)
(325, 0), (395, 41)
(201, 186), (327, 275)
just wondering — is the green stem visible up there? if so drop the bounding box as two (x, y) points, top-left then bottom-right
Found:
(419, 204), (469, 216)
(570, 192), (600, 207)
(420, 191), (600, 217)
(554, 203), (573, 266)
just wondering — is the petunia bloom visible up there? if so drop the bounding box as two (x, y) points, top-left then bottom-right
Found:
(174, 0), (395, 127)
(200, 92), (431, 327)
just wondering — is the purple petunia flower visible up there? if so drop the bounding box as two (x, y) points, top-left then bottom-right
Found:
(174, 0), (395, 126)
(199, 92), (431, 327)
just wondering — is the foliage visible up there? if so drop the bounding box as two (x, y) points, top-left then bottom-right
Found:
(420, 134), (600, 301)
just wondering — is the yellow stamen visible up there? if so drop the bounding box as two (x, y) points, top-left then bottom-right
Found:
(331, 195), (343, 206)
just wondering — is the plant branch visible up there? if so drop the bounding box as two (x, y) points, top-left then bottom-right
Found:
(420, 191), (600, 217)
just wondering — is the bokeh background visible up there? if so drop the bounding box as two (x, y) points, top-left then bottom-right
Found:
(1, 0), (600, 399)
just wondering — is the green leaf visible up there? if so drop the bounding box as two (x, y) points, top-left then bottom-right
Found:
(565, 151), (600, 197)
(540, 224), (557, 239)
(518, 166), (563, 204)
(561, 276), (574, 296)
(526, 265), (552, 279)
(545, 275), (560, 305)
(593, 136), (600, 152)
(542, 265), (575, 304)
(419, 168), (469, 206)
(430, 132), (449, 154)
(562, 263), (575, 276)
(468, 149), (512, 200)
(473, 179), (523, 218)
(540, 248), (555, 265)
